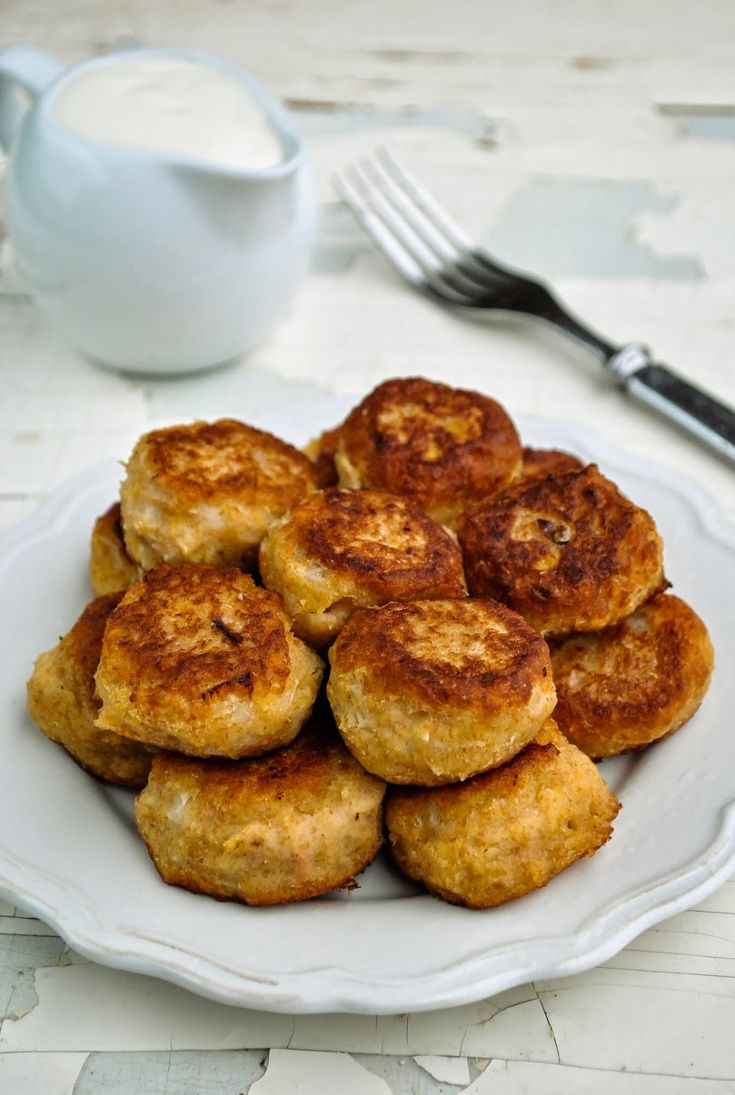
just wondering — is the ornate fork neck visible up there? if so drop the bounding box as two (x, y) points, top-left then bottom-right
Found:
(510, 284), (617, 364)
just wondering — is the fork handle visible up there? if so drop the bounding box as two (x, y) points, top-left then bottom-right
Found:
(608, 343), (735, 464)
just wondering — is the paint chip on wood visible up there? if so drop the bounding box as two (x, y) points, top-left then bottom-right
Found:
(250, 1049), (392, 1095)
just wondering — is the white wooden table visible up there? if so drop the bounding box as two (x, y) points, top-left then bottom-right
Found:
(2, 2), (735, 1092)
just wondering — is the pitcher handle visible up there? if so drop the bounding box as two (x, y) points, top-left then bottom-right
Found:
(0, 47), (65, 150)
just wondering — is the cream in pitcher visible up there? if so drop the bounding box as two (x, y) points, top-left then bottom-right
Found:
(54, 55), (284, 171)
(0, 47), (316, 373)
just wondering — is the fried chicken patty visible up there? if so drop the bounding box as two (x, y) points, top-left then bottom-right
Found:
(386, 719), (620, 908)
(328, 598), (556, 785)
(120, 418), (316, 570)
(259, 487), (467, 647)
(520, 447), (584, 481)
(311, 377), (522, 526)
(26, 593), (157, 788)
(95, 564), (323, 758)
(89, 502), (143, 596)
(550, 592), (714, 758)
(135, 727), (386, 906)
(459, 464), (665, 637)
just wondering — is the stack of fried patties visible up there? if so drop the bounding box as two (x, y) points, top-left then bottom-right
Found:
(27, 378), (714, 910)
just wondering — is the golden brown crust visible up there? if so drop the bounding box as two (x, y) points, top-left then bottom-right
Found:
(327, 598), (556, 785)
(325, 377), (522, 526)
(458, 464), (665, 637)
(331, 598), (551, 712)
(120, 418), (316, 569)
(26, 593), (157, 788)
(520, 447), (585, 481)
(258, 488), (467, 646)
(130, 418), (315, 506)
(102, 564), (290, 700)
(134, 727), (386, 906)
(89, 503), (143, 596)
(550, 593), (714, 757)
(95, 563), (323, 758)
(385, 720), (620, 908)
(64, 592), (123, 704)
(300, 490), (465, 596)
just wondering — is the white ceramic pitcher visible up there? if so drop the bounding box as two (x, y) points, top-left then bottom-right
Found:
(0, 46), (316, 374)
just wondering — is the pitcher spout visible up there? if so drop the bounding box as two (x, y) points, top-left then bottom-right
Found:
(164, 56), (304, 182)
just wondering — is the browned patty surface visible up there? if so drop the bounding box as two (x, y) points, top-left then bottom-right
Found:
(95, 563), (323, 758)
(328, 598), (556, 784)
(520, 447), (585, 480)
(259, 487), (467, 646)
(120, 418), (316, 569)
(550, 592), (714, 757)
(135, 727), (386, 905)
(459, 464), (665, 636)
(386, 719), (620, 908)
(314, 377), (522, 526)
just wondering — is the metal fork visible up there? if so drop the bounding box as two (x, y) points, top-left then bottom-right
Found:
(334, 150), (735, 465)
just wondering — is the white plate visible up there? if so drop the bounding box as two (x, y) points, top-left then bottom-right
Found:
(1, 396), (735, 1015)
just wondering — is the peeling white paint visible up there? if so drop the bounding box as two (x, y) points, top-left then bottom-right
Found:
(0, 965), (292, 1052)
(250, 1049), (392, 1095)
(465, 1058), (735, 1093)
(537, 975), (735, 1080)
(633, 187), (735, 278)
(0, 1051), (88, 1095)
(414, 1054), (472, 1085)
(458, 996), (560, 1062)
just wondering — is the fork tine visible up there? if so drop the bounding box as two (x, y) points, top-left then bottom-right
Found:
(333, 172), (429, 290)
(360, 154), (494, 296)
(376, 150), (514, 286)
(377, 149), (509, 280)
(377, 148), (478, 252)
(349, 163), (445, 275)
(344, 164), (478, 305)
(361, 154), (465, 267)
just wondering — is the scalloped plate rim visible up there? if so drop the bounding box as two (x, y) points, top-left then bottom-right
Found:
(1, 404), (734, 1014)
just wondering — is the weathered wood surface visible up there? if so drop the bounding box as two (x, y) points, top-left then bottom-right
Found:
(1, 2), (735, 1091)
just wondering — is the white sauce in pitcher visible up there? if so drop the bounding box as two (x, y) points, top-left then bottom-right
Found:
(54, 55), (283, 170)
